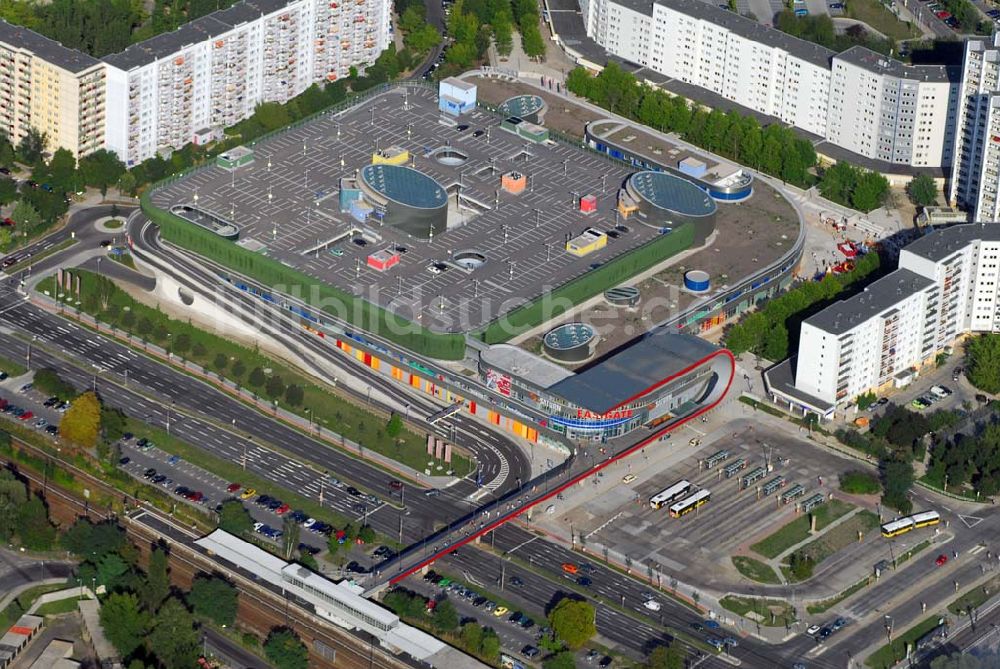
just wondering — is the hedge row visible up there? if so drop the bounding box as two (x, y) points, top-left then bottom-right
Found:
(477, 222), (695, 344)
(139, 191), (467, 360)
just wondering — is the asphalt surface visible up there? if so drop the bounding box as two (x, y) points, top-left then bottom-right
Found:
(0, 548), (74, 596)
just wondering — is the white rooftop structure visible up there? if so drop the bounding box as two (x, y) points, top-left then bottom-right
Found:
(195, 530), (486, 668)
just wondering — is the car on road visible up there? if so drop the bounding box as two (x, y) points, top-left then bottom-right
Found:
(621, 474), (636, 484)
(253, 522), (264, 532)
(509, 576), (524, 587)
(561, 563), (578, 575)
(227, 482), (242, 493)
(167, 455), (181, 465)
(643, 600), (661, 611)
(275, 503), (291, 515)
(831, 617), (847, 632)
(691, 622), (705, 631)
(806, 624), (821, 636)
(936, 554), (949, 566)
(346, 486), (361, 496)
(818, 627), (832, 641)
(45, 425), (58, 436)
(930, 385), (952, 398)
(456, 124), (469, 132)
(522, 646), (540, 659)
(143, 468), (157, 479)
(577, 576), (592, 587)
(493, 606), (509, 617)
(17, 411), (33, 421)
(389, 480), (403, 491)
(707, 638), (725, 650)
(598, 657), (612, 668)
(703, 620), (720, 630)
(119, 457), (130, 465)
(508, 612), (524, 625)
(240, 487), (256, 500)
(33, 418), (46, 429)
(152, 474), (166, 484)
(424, 488), (441, 497)
(688, 438), (701, 446)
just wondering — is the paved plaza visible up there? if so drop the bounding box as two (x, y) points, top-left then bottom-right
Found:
(153, 85), (672, 333)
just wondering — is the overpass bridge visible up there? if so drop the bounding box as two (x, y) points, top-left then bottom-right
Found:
(364, 348), (736, 595)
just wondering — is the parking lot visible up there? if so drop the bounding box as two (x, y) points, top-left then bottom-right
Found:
(548, 420), (880, 592)
(115, 437), (402, 569)
(153, 85), (662, 333)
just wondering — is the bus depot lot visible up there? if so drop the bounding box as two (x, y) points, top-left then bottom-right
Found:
(551, 421), (879, 592)
(152, 86), (657, 334)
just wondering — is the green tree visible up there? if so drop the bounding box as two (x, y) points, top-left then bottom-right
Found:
(839, 470), (880, 495)
(16, 128), (46, 164)
(0, 470), (26, 542)
(117, 171), (137, 197)
(386, 413), (403, 438)
(171, 332), (191, 355)
(358, 524), (376, 544)
(0, 177), (17, 205)
(284, 384), (304, 406)
(78, 149), (126, 196)
(248, 367), (266, 387)
(479, 628), (500, 660)
(46, 148), (77, 192)
(544, 652), (577, 669)
(460, 622), (483, 653)
(852, 170), (890, 212)
(266, 374), (285, 399)
(16, 496), (55, 550)
(188, 575), (238, 626)
(548, 597), (596, 649)
(10, 200), (42, 232)
(61, 391), (102, 450)
(62, 518), (125, 559)
(907, 173), (938, 207)
(264, 628), (309, 669)
(100, 592), (150, 657)
(213, 353), (229, 372)
(856, 391), (877, 411)
(0, 227), (10, 250)
(881, 458), (915, 514)
(493, 13), (513, 56)
(144, 547), (170, 611)
(788, 551), (815, 580)
(96, 552), (129, 589)
(646, 644), (684, 669)
(433, 598), (459, 632)
(966, 334), (1000, 393)
(33, 367), (75, 399)
(101, 404), (127, 443)
(218, 499), (254, 536)
(148, 598), (200, 669)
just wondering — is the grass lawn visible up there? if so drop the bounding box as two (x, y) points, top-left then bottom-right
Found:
(948, 575), (1000, 615)
(806, 576), (870, 614)
(731, 556), (781, 584)
(103, 219), (124, 229)
(125, 418), (358, 534)
(0, 583), (67, 628)
(846, 0), (921, 40)
(0, 353), (26, 377)
(35, 596), (88, 616)
(751, 499), (855, 559)
(108, 250), (137, 270)
(719, 595), (796, 627)
(865, 615), (944, 668)
(783, 510), (880, 583)
(38, 271), (472, 476)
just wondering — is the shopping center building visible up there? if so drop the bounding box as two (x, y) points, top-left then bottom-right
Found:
(479, 333), (734, 440)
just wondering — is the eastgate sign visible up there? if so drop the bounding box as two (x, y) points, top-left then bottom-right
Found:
(576, 408), (634, 421)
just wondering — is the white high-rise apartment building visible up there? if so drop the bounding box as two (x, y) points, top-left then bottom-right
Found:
(104, 0), (390, 166)
(0, 0), (389, 164)
(766, 224), (1000, 416)
(0, 21), (107, 158)
(950, 35), (1000, 221)
(584, 0), (958, 168)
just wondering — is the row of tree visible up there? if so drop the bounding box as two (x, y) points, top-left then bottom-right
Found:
(818, 162), (891, 213)
(925, 417), (1000, 497)
(66, 517), (308, 669)
(565, 63), (893, 209)
(567, 64), (817, 188)
(0, 468), (57, 550)
(725, 250), (881, 361)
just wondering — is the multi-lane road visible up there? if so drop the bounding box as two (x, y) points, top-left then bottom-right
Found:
(8, 204), (1000, 668)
